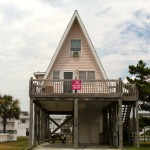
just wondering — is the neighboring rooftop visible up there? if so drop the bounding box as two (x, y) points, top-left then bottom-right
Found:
(139, 112), (150, 117)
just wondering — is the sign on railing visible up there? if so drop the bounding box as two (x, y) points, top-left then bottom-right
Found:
(72, 80), (81, 90)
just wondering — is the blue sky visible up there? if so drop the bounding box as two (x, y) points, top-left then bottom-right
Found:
(0, 0), (150, 111)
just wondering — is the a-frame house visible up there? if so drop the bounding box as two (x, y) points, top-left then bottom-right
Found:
(29, 10), (139, 149)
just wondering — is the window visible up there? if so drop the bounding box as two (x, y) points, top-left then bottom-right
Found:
(87, 71), (95, 80)
(79, 71), (95, 80)
(22, 119), (26, 123)
(79, 71), (86, 80)
(71, 39), (81, 51)
(53, 71), (60, 80)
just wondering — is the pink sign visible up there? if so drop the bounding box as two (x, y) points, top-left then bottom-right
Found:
(72, 80), (82, 90)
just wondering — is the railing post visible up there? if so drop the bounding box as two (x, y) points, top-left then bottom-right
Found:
(29, 77), (33, 96)
(118, 99), (123, 149)
(119, 78), (122, 94)
(29, 98), (33, 148)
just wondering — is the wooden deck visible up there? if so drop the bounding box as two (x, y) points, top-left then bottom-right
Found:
(29, 79), (138, 101)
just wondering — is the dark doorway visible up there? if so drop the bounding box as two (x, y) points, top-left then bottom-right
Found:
(64, 72), (73, 93)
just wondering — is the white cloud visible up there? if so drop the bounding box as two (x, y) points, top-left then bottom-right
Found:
(0, 0), (150, 111)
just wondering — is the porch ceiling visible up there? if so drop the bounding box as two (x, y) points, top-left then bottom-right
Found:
(38, 101), (73, 112)
(36, 101), (112, 114)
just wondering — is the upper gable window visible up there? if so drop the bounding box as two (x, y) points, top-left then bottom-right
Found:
(71, 39), (81, 51)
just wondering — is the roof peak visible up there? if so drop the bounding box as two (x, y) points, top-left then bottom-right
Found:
(44, 11), (107, 79)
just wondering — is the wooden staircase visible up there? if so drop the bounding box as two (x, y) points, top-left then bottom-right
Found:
(122, 103), (132, 130)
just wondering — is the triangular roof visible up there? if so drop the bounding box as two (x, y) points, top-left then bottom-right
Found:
(44, 10), (107, 79)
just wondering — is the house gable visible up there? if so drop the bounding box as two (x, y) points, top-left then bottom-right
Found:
(44, 10), (107, 80)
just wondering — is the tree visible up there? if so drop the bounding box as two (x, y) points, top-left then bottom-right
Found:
(139, 117), (150, 131)
(127, 60), (150, 111)
(0, 95), (21, 133)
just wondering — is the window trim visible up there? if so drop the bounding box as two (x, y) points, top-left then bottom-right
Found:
(70, 39), (82, 52)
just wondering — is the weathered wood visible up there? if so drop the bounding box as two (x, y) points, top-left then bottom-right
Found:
(44, 112), (47, 140)
(133, 103), (136, 146)
(42, 111), (46, 142)
(136, 101), (139, 148)
(103, 107), (110, 145)
(34, 103), (37, 146)
(29, 99), (33, 148)
(29, 78), (138, 148)
(31, 93), (123, 99)
(74, 99), (78, 149)
(109, 107), (112, 145)
(32, 97), (137, 103)
(42, 111), (44, 142)
(37, 107), (41, 144)
(49, 116), (60, 127)
(41, 110), (44, 142)
(113, 104), (118, 147)
(48, 111), (73, 115)
(29, 79), (138, 101)
(103, 108), (107, 144)
(51, 116), (73, 135)
(118, 99), (123, 149)
(29, 77), (33, 96)
(112, 104), (115, 146)
(46, 114), (49, 139)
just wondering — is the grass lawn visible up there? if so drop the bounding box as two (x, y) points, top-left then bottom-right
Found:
(0, 137), (150, 150)
(0, 136), (29, 150)
(125, 142), (150, 150)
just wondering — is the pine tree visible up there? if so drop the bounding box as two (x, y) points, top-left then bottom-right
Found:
(127, 60), (150, 111)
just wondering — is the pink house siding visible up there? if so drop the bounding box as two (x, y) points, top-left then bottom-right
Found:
(46, 20), (104, 80)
